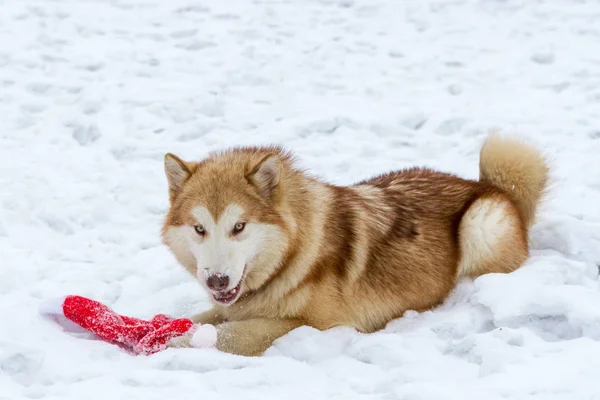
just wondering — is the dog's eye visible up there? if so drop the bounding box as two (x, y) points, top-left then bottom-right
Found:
(194, 225), (206, 236)
(232, 222), (246, 234)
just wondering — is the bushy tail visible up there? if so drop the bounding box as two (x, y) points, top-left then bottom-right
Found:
(479, 132), (549, 228)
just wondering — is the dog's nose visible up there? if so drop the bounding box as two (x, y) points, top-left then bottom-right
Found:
(206, 274), (229, 291)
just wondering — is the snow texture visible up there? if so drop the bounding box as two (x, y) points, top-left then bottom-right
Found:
(1, 0), (600, 399)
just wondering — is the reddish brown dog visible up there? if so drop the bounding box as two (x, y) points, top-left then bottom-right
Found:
(161, 133), (548, 356)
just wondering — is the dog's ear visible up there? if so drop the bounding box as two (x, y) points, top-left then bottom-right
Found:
(164, 153), (192, 202)
(247, 153), (281, 199)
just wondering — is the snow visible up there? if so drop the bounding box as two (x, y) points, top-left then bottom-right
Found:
(190, 324), (218, 349)
(1, 0), (600, 398)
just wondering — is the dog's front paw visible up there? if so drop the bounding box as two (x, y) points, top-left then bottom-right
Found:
(167, 324), (217, 349)
(166, 330), (194, 348)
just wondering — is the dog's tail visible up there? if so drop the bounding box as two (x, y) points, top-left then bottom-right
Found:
(479, 132), (549, 228)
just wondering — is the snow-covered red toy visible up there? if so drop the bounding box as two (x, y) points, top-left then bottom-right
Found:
(40, 295), (217, 355)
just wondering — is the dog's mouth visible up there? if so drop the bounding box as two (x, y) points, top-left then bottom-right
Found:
(212, 280), (242, 305)
(211, 265), (247, 305)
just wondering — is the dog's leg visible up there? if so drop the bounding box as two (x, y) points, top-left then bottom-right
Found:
(190, 307), (226, 325)
(167, 317), (304, 356)
(216, 318), (305, 356)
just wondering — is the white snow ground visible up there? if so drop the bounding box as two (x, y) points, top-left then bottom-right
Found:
(1, 0), (600, 398)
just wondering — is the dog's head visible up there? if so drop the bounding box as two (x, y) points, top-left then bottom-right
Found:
(161, 147), (291, 306)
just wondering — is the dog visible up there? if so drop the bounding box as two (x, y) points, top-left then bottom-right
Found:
(161, 133), (549, 356)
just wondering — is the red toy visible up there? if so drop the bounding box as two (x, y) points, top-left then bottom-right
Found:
(40, 295), (217, 355)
